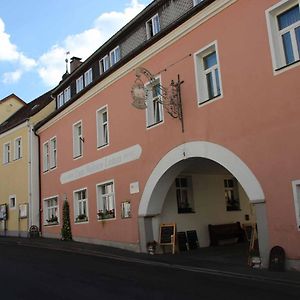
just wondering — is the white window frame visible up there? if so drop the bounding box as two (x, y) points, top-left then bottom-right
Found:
(84, 68), (93, 86)
(292, 179), (300, 231)
(193, 0), (204, 6)
(96, 180), (116, 221)
(57, 92), (64, 108)
(3, 142), (11, 164)
(146, 14), (161, 39)
(194, 41), (223, 105)
(14, 137), (22, 160)
(73, 188), (88, 223)
(266, 0), (300, 73)
(49, 137), (57, 169)
(99, 55), (110, 74)
(64, 86), (71, 103)
(43, 141), (50, 172)
(73, 121), (83, 159)
(145, 76), (164, 128)
(96, 106), (109, 148)
(43, 196), (59, 225)
(9, 194), (16, 209)
(76, 75), (84, 93)
(109, 46), (121, 66)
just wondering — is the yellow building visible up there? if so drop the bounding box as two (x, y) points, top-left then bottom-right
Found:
(0, 91), (55, 237)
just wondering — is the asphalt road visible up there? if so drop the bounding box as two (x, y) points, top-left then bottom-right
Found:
(0, 243), (299, 300)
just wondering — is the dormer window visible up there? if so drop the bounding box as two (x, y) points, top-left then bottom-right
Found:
(146, 14), (160, 39)
(110, 46), (120, 66)
(76, 75), (84, 93)
(84, 68), (93, 86)
(57, 86), (71, 109)
(99, 55), (110, 75)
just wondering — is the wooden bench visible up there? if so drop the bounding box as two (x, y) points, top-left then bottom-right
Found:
(208, 222), (244, 246)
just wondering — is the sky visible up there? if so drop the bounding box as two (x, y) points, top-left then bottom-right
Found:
(0, 0), (152, 103)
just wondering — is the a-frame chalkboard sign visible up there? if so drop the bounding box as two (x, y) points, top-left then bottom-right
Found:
(159, 223), (176, 254)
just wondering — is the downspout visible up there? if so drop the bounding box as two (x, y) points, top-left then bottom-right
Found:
(33, 126), (42, 236)
(27, 120), (32, 235)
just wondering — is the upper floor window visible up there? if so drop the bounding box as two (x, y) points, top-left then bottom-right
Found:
(266, 0), (300, 71)
(9, 195), (16, 209)
(76, 75), (84, 93)
(292, 179), (300, 230)
(97, 106), (109, 148)
(73, 121), (83, 158)
(43, 137), (57, 172)
(110, 46), (121, 66)
(175, 177), (194, 214)
(194, 41), (222, 104)
(57, 92), (64, 108)
(49, 137), (57, 169)
(99, 55), (110, 74)
(64, 86), (71, 102)
(43, 141), (49, 172)
(146, 14), (161, 39)
(74, 188), (88, 223)
(57, 86), (71, 109)
(193, 0), (204, 5)
(3, 142), (10, 164)
(84, 68), (93, 86)
(14, 137), (22, 160)
(145, 78), (163, 128)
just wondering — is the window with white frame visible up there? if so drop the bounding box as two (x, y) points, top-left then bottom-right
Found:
(175, 177), (194, 213)
(99, 55), (110, 74)
(9, 195), (16, 209)
(64, 86), (71, 102)
(97, 181), (116, 220)
(3, 142), (11, 164)
(146, 14), (161, 39)
(193, 0), (204, 5)
(145, 78), (163, 128)
(43, 141), (49, 171)
(110, 46), (121, 66)
(49, 137), (57, 169)
(266, 0), (300, 70)
(57, 92), (64, 108)
(97, 107), (109, 148)
(57, 86), (71, 109)
(292, 180), (300, 230)
(73, 121), (83, 158)
(84, 68), (93, 86)
(194, 42), (222, 104)
(76, 75), (84, 93)
(14, 137), (22, 160)
(224, 178), (240, 211)
(44, 197), (59, 224)
(74, 189), (88, 222)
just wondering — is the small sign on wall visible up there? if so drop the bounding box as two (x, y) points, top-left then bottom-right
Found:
(130, 181), (139, 194)
(19, 204), (28, 219)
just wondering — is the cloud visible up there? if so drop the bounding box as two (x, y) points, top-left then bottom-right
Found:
(0, 18), (37, 84)
(37, 0), (146, 87)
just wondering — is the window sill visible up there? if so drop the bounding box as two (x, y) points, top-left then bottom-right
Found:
(146, 120), (163, 129)
(97, 143), (109, 150)
(275, 59), (300, 72)
(44, 222), (59, 227)
(198, 93), (222, 106)
(97, 216), (116, 222)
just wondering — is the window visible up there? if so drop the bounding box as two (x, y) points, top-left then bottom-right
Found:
(57, 86), (71, 109)
(146, 14), (161, 39)
(49, 137), (57, 169)
(266, 0), (300, 70)
(44, 197), (59, 225)
(97, 106), (109, 148)
(76, 75), (84, 93)
(224, 178), (240, 211)
(73, 121), (83, 158)
(193, 0), (204, 5)
(99, 55), (110, 74)
(74, 189), (88, 222)
(84, 68), (93, 86)
(14, 137), (22, 160)
(97, 181), (116, 220)
(43, 141), (49, 172)
(194, 41), (222, 104)
(175, 177), (194, 213)
(9, 195), (16, 209)
(292, 179), (300, 230)
(110, 46), (121, 66)
(3, 142), (11, 164)
(145, 78), (163, 128)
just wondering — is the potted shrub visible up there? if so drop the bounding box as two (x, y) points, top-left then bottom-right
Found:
(46, 215), (58, 225)
(76, 214), (88, 222)
(147, 241), (157, 255)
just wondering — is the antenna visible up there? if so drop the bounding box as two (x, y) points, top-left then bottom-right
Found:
(65, 51), (70, 73)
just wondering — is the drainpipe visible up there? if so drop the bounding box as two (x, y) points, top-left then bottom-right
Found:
(27, 120), (32, 236)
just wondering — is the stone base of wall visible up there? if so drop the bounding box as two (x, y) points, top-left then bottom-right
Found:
(286, 259), (300, 272)
(0, 230), (28, 238)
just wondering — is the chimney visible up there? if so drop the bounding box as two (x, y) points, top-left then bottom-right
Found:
(70, 57), (82, 73)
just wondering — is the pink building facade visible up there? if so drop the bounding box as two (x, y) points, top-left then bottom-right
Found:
(36, 0), (300, 270)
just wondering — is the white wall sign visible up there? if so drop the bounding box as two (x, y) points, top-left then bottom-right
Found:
(130, 181), (140, 194)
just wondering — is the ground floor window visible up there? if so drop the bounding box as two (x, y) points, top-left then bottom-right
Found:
(74, 189), (88, 222)
(224, 178), (240, 211)
(44, 197), (59, 225)
(97, 181), (116, 220)
(175, 177), (194, 213)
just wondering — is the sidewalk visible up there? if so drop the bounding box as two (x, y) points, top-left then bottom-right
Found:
(1, 236), (300, 287)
